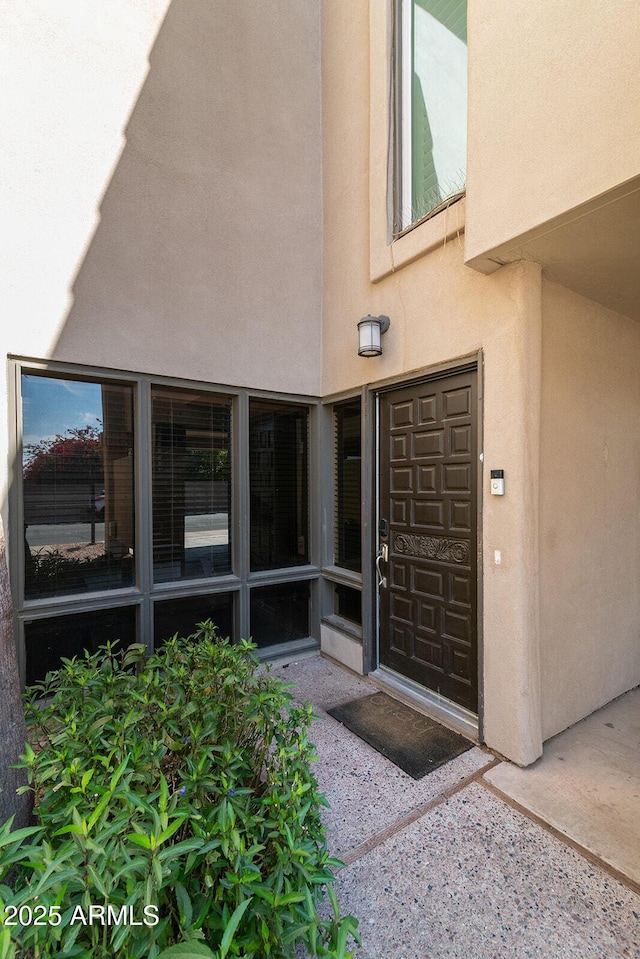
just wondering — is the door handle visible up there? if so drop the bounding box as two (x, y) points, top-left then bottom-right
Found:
(376, 542), (389, 588)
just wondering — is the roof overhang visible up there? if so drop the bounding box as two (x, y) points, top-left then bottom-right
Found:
(465, 175), (640, 321)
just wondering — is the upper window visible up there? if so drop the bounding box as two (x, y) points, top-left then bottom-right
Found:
(395, 0), (467, 234)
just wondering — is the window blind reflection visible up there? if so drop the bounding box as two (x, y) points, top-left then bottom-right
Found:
(249, 400), (309, 571)
(152, 388), (232, 583)
(334, 400), (362, 571)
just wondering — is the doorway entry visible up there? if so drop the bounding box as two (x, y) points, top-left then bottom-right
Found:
(377, 366), (478, 714)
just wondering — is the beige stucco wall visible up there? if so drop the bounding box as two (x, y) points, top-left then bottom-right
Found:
(539, 282), (640, 741)
(323, 0), (545, 765)
(465, 0), (640, 262)
(0, 0), (322, 473)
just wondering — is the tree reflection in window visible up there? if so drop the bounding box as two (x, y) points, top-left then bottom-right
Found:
(22, 374), (135, 598)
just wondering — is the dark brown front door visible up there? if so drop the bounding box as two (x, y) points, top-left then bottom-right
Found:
(378, 368), (478, 712)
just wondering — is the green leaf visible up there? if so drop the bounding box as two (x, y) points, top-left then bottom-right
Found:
(0, 824), (42, 849)
(158, 816), (186, 845)
(174, 881), (193, 928)
(157, 837), (204, 862)
(152, 855), (164, 886)
(32, 852), (77, 896)
(336, 919), (350, 955)
(109, 756), (130, 791)
(88, 715), (112, 735)
(87, 864), (110, 898)
(0, 926), (16, 959)
(122, 643), (146, 667)
(277, 891), (305, 905)
(245, 886), (275, 905)
(327, 882), (339, 916)
(156, 943), (215, 959)
(159, 773), (169, 814)
(127, 833), (152, 850)
(219, 898), (252, 958)
(86, 789), (112, 832)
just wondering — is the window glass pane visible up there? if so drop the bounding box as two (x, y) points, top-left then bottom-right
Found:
(334, 400), (361, 571)
(22, 374), (135, 599)
(249, 400), (309, 571)
(25, 606), (137, 686)
(334, 584), (362, 626)
(250, 581), (310, 647)
(400, 0), (467, 228)
(154, 592), (234, 648)
(152, 388), (231, 583)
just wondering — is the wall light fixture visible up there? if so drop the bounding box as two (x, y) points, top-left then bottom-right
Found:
(357, 314), (390, 357)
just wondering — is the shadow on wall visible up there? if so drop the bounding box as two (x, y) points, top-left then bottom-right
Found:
(52, 0), (322, 393)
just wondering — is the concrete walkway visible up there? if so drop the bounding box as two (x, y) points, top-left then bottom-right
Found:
(270, 653), (640, 959)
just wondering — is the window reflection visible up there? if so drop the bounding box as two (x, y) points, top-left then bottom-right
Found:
(334, 583), (362, 626)
(335, 400), (361, 571)
(397, 0), (467, 230)
(152, 388), (232, 582)
(22, 375), (135, 598)
(154, 592), (234, 648)
(249, 400), (309, 571)
(25, 607), (137, 686)
(250, 581), (310, 647)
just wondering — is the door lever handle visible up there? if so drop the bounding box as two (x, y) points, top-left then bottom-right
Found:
(376, 542), (389, 588)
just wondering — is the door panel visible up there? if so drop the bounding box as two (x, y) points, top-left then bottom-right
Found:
(379, 369), (478, 712)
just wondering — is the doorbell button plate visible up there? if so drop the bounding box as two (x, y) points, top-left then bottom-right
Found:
(490, 469), (505, 495)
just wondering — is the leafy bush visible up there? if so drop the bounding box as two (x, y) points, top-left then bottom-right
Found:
(0, 623), (358, 958)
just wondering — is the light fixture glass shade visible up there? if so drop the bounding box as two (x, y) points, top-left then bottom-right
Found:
(358, 315), (382, 357)
(358, 314), (390, 357)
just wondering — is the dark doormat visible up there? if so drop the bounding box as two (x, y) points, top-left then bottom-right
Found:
(327, 691), (472, 780)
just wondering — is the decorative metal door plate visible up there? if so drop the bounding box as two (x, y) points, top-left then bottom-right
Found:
(394, 533), (469, 564)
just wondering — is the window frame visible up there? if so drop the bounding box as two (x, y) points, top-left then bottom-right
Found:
(320, 391), (365, 642)
(9, 357), (321, 684)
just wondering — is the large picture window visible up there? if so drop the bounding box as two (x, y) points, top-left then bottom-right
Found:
(14, 364), (317, 685)
(395, 0), (467, 233)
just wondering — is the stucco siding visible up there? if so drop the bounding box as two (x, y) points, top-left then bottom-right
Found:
(0, 0), (322, 391)
(539, 281), (640, 740)
(465, 0), (640, 263)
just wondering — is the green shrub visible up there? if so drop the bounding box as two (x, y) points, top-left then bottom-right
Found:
(0, 623), (359, 958)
